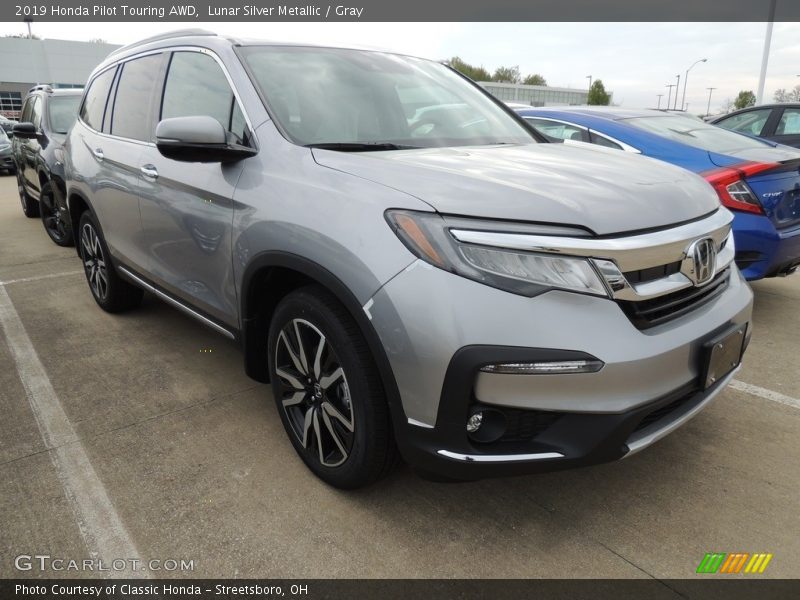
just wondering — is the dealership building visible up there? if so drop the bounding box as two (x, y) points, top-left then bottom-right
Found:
(0, 37), (119, 119)
(478, 81), (595, 106)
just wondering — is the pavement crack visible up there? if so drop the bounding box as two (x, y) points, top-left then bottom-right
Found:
(597, 541), (688, 597)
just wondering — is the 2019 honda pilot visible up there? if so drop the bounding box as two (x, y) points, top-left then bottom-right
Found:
(66, 30), (753, 488)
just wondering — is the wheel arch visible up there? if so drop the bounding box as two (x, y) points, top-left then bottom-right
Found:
(240, 251), (405, 425)
(66, 189), (95, 256)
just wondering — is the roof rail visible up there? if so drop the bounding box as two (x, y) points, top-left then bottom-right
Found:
(28, 84), (53, 94)
(107, 28), (217, 57)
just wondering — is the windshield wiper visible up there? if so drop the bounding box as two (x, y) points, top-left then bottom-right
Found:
(305, 142), (420, 151)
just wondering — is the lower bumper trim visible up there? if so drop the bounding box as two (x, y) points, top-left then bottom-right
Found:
(437, 449), (564, 462)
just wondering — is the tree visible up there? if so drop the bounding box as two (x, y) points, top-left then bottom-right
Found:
(492, 66), (521, 84)
(587, 80), (611, 105)
(522, 73), (547, 86)
(445, 56), (491, 82)
(734, 90), (756, 110)
(774, 85), (800, 103)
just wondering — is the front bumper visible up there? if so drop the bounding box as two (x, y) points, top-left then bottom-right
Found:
(0, 148), (14, 172)
(368, 260), (753, 480)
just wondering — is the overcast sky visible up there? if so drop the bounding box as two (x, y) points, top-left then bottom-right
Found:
(1, 21), (798, 112)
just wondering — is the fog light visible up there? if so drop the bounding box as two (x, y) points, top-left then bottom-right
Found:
(480, 360), (604, 374)
(466, 412), (483, 433)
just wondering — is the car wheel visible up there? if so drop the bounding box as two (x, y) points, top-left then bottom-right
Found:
(39, 181), (74, 246)
(78, 211), (143, 313)
(267, 286), (398, 489)
(17, 172), (39, 218)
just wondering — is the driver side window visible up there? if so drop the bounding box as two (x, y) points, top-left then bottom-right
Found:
(160, 51), (251, 146)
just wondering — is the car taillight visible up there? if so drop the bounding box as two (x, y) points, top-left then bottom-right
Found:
(702, 161), (779, 215)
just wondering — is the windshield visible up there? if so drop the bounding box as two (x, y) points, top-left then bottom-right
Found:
(239, 46), (534, 149)
(48, 95), (81, 134)
(626, 114), (773, 154)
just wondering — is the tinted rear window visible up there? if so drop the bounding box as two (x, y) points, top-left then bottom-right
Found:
(626, 114), (772, 154)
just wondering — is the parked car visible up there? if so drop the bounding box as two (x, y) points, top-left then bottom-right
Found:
(515, 107), (800, 280)
(66, 30), (752, 488)
(711, 104), (800, 149)
(12, 85), (83, 246)
(0, 127), (14, 174)
(0, 115), (16, 138)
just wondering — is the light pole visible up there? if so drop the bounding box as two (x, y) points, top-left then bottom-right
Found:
(586, 75), (592, 90)
(666, 84), (676, 111)
(657, 94), (664, 109)
(674, 74), (681, 110)
(681, 58), (708, 111)
(706, 87), (716, 116)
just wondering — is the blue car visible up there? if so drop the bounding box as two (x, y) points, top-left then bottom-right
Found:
(514, 107), (800, 280)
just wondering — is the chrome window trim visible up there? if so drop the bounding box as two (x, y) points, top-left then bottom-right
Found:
(78, 46), (257, 151)
(449, 209), (732, 273)
(589, 129), (641, 153)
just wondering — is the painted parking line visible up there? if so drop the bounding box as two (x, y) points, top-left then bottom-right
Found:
(0, 270), (83, 286)
(730, 379), (800, 411)
(0, 283), (144, 578)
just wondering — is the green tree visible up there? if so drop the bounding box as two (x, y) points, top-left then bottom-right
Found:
(446, 56), (491, 82)
(492, 66), (521, 84)
(587, 80), (611, 105)
(522, 73), (547, 86)
(734, 90), (756, 110)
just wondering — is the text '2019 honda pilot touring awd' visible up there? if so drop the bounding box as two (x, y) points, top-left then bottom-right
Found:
(66, 30), (753, 488)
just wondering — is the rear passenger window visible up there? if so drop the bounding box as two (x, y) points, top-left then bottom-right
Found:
(161, 51), (250, 145)
(590, 133), (623, 150)
(110, 54), (163, 141)
(80, 67), (116, 131)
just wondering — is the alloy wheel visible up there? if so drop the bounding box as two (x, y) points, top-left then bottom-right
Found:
(274, 318), (355, 467)
(80, 222), (108, 301)
(41, 191), (68, 242)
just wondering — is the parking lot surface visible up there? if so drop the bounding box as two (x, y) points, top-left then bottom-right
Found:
(0, 173), (798, 581)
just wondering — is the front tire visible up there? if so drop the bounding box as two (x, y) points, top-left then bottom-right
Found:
(40, 181), (74, 246)
(78, 211), (143, 313)
(17, 173), (39, 218)
(267, 286), (398, 489)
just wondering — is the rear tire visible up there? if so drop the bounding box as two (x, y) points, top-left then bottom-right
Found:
(40, 181), (74, 246)
(78, 211), (143, 313)
(267, 285), (398, 489)
(17, 173), (39, 218)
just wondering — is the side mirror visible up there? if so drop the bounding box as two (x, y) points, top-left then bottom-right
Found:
(155, 116), (256, 163)
(12, 122), (37, 139)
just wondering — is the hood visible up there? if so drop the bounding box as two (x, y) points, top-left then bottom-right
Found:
(312, 143), (720, 236)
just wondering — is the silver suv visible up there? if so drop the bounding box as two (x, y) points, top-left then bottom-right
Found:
(66, 30), (753, 488)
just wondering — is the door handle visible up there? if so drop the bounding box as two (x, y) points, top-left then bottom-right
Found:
(92, 148), (104, 161)
(140, 165), (158, 179)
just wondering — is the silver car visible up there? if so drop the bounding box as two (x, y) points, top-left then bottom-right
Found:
(65, 30), (753, 488)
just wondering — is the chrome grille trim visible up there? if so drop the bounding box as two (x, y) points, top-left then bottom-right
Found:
(449, 208), (732, 273)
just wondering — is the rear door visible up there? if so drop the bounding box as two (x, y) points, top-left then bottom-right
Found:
(80, 53), (166, 272)
(137, 49), (255, 328)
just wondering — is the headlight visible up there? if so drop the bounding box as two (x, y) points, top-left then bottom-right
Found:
(385, 210), (609, 298)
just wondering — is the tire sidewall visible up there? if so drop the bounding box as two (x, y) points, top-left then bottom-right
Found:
(78, 211), (113, 309)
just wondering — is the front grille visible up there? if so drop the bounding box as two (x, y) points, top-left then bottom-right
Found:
(624, 260), (681, 285)
(619, 268), (730, 329)
(498, 409), (561, 443)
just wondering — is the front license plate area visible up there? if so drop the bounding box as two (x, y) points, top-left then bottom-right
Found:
(701, 324), (747, 389)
